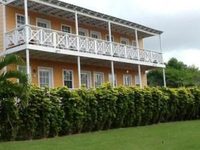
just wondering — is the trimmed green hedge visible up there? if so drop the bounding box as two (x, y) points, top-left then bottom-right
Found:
(0, 84), (200, 141)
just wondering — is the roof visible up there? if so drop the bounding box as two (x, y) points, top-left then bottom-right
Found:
(3, 0), (163, 35)
(42, 0), (163, 35)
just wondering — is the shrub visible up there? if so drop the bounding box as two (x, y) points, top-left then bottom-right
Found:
(1, 84), (200, 141)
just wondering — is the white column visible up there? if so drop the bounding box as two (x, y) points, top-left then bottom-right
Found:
(26, 49), (31, 81)
(77, 56), (81, 88)
(135, 29), (140, 60)
(2, 4), (7, 72)
(24, 0), (29, 44)
(75, 11), (80, 51)
(138, 64), (142, 88)
(111, 61), (115, 87)
(163, 68), (166, 87)
(108, 21), (113, 56)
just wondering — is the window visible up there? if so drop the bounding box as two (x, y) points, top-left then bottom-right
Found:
(120, 37), (129, 45)
(108, 74), (117, 86)
(78, 28), (88, 36)
(123, 75), (132, 86)
(61, 25), (71, 33)
(90, 31), (101, 39)
(16, 14), (25, 27)
(135, 75), (140, 86)
(81, 71), (91, 88)
(63, 70), (73, 88)
(94, 72), (104, 87)
(106, 35), (114, 42)
(36, 18), (51, 28)
(38, 67), (53, 88)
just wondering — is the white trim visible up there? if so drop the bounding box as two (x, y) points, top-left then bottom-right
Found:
(90, 30), (102, 39)
(120, 37), (129, 45)
(38, 66), (54, 88)
(78, 27), (89, 36)
(123, 74), (132, 86)
(81, 70), (92, 88)
(61, 24), (72, 33)
(26, 45), (165, 68)
(93, 71), (104, 87)
(62, 69), (74, 89)
(36, 18), (51, 28)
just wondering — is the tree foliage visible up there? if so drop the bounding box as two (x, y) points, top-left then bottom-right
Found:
(148, 58), (200, 87)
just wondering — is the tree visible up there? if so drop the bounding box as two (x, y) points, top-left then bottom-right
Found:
(0, 54), (28, 140)
(147, 58), (200, 88)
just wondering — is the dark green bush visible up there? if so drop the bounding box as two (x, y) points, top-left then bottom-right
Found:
(1, 84), (200, 141)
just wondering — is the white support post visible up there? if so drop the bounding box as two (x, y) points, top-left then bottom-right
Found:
(2, 4), (7, 72)
(108, 21), (113, 56)
(77, 56), (81, 88)
(111, 61), (115, 87)
(163, 68), (166, 88)
(135, 29), (140, 61)
(75, 11), (79, 51)
(26, 49), (31, 82)
(24, 0), (29, 45)
(138, 64), (142, 88)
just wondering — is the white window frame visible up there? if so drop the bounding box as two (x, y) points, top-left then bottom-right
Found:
(62, 69), (74, 89)
(105, 34), (114, 42)
(61, 24), (72, 33)
(108, 73), (117, 86)
(93, 72), (104, 87)
(135, 75), (140, 86)
(36, 18), (51, 28)
(16, 13), (31, 28)
(90, 30), (102, 39)
(120, 37), (129, 45)
(38, 67), (54, 88)
(81, 71), (92, 88)
(78, 27), (89, 36)
(123, 74), (132, 86)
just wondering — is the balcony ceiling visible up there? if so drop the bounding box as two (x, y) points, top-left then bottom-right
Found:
(7, 0), (162, 38)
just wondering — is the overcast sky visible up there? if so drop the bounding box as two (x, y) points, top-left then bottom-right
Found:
(63, 0), (200, 68)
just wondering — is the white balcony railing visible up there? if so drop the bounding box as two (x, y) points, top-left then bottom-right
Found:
(5, 25), (163, 64)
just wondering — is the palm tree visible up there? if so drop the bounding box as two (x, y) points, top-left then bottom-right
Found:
(0, 54), (28, 99)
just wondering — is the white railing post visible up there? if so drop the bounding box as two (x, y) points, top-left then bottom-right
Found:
(75, 11), (79, 51)
(108, 21), (113, 56)
(138, 64), (142, 88)
(135, 29), (140, 61)
(53, 32), (57, 48)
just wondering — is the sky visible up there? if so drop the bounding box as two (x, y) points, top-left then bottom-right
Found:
(62, 0), (200, 68)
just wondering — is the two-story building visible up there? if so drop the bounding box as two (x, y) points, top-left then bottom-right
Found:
(0, 0), (166, 89)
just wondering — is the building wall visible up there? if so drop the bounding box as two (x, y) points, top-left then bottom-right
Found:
(0, 4), (4, 52)
(5, 6), (144, 49)
(8, 59), (147, 88)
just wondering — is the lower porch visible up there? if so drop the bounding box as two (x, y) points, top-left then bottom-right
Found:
(8, 50), (157, 88)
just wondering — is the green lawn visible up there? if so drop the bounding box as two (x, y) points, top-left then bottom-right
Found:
(1, 120), (200, 150)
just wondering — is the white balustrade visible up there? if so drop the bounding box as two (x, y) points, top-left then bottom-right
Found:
(5, 25), (163, 65)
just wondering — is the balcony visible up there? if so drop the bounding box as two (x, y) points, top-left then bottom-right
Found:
(5, 25), (163, 66)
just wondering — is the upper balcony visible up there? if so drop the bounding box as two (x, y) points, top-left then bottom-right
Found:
(2, 0), (165, 68)
(5, 25), (164, 67)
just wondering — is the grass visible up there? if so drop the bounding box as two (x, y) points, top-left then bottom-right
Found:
(1, 120), (200, 150)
